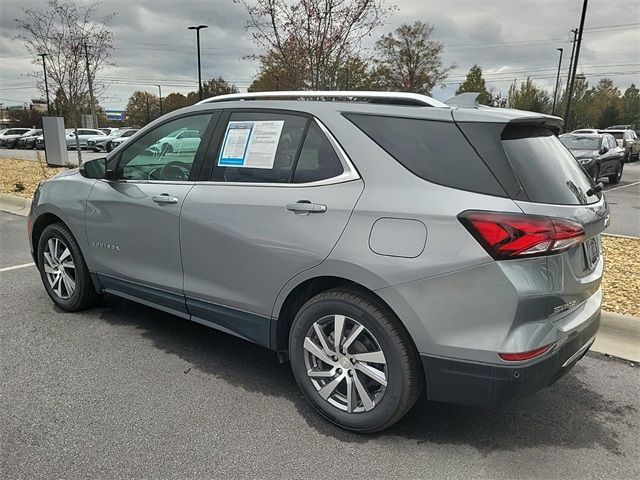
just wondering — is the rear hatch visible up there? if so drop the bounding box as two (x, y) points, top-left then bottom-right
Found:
(454, 112), (609, 319)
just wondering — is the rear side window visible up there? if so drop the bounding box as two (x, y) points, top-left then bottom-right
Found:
(344, 114), (505, 196)
(501, 126), (597, 205)
(293, 123), (343, 183)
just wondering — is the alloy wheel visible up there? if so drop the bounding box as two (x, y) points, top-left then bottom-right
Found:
(303, 314), (388, 413)
(43, 237), (76, 299)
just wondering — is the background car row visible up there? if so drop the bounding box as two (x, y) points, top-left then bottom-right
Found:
(0, 128), (138, 152)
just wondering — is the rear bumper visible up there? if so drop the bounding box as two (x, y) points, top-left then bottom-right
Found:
(421, 309), (600, 406)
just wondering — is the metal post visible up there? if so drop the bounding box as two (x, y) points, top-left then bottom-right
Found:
(564, 2), (588, 132)
(157, 85), (163, 116)
(566, 29), (578, 96)
(552, 48), (563, 116)
(38, 53), (51, 116)
(83, 42), (98, 128)
(188, 25), (208, 100)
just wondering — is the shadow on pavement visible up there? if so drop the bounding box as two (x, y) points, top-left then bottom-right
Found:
(97, 295), (636, 455)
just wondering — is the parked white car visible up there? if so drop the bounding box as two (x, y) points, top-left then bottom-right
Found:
(0, 128), (31, 147)
(66, 128), (106, 149)
(149, 128), (201, 154)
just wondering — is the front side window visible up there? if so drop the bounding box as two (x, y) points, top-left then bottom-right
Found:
(116, 114), (212, 181)
(213, 112), (307, 183)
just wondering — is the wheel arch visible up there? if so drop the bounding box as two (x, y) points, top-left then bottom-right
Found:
(271, 274), (420, 360)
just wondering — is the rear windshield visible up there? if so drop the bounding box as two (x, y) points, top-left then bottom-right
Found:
(607, 132), (623, 140)
(559, 135), (600, 151)
(344, 113), (505, 196)
(502, 126), (598, 205)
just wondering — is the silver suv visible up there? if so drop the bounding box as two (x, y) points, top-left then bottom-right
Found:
(28, 91), (608, 432)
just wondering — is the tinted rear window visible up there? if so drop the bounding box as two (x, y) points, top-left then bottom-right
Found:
(344, 114), (505, 196)
(502, 126), (598, 205)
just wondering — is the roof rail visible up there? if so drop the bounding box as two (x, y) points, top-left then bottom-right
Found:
(196, 91), (448, 108)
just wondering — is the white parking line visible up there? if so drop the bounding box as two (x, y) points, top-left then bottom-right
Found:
(0, 262), (35, 272)
(605, 181), (640, 193)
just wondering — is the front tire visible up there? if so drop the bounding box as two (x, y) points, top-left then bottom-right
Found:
(608, 161), (623, 184)
(37, 223), (99, 312)
(289, 288), (423, 432)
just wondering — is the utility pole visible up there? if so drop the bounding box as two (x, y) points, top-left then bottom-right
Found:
(188, 25), (208, 100)
(83, 42), (98, 129)
(552, 48), (563, 116)
(157, 85), (163, 116)
(0, 103), (4, 128)
(564, 2), (588, 132)
(566, 29), (578, 95)
(38, 53), (51, 116)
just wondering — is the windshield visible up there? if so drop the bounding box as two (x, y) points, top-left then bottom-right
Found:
(111, 129), (128, 138)
(559, 135), (600, 151)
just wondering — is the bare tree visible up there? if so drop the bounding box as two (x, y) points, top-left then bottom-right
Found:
(15, 0), (114, 162)
(241, 0), (395, 90)
(372, 22), (453, 94)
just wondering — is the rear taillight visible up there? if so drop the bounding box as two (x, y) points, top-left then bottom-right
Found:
(458, 210), (585, 260)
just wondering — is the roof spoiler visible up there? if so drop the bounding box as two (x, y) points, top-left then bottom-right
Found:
(508, 115), (563, 135)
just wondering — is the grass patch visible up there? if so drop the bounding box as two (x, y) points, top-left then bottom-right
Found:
(602, 235), (640, 317)
(0, 157), (68, 198)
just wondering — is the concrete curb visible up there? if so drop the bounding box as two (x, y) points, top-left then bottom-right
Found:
(0, 193), (31, 217)
(602, 233), (640, 240)
(592, 311), (640, 362)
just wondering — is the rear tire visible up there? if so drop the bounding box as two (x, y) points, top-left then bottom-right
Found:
(608, 161), (623, 184)
(289, 288), (423, 432)
(37, 223), (99, 312)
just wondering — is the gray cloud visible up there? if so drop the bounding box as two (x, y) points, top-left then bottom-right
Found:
(1, 0), (638, 108)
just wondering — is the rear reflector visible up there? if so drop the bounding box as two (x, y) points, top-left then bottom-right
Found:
(499, 343), (554, 362)
(458, 210), (585, 260)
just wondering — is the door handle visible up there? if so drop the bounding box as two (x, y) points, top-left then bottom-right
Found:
(286, 201), (327, 214)
(152, 194), (179, 205)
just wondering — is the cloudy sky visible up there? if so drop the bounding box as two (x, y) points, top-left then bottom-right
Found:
(1, 0), (638, 110)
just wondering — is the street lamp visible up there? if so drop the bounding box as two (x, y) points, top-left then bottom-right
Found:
(552, 48), (563, 116)
(188, 25), (208, 100)
(38, 53), (51, 116)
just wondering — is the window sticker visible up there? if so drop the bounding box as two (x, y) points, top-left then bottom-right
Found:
(218, 120), (285, 169)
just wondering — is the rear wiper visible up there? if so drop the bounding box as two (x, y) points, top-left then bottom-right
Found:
(586, 182), (604, 196)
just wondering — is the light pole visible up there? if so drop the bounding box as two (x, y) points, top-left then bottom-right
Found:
(552, 48), (563, 116)
(0, 103), (4, 128)
(83, 42), (98, 128)
(188, 25), (208, 100)
(157, 85), (163, 116)
(38, 53), (51, 116)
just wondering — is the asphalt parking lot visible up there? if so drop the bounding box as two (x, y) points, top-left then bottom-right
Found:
(1, 211), (639, 480)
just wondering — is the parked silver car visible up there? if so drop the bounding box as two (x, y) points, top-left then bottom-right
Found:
(602, 128), (639, 161)
(87, 128), (138, 152)
(28, 91), (607, 432)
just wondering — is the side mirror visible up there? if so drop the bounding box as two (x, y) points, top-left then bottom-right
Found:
(599, 146), (608, 154)
(79, 157), (111, 179)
